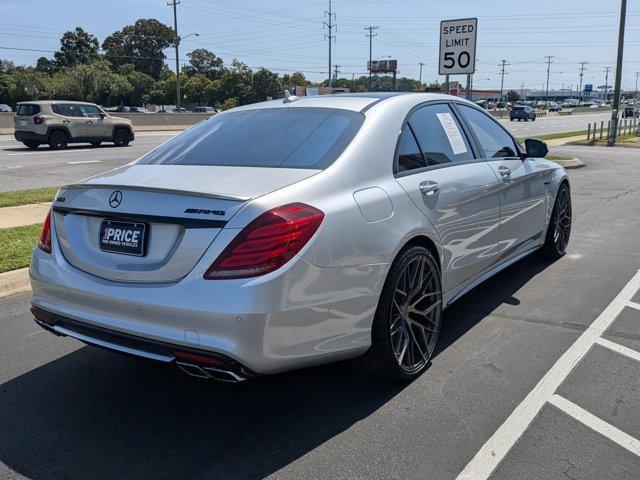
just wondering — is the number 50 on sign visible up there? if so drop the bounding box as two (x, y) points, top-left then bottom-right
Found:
(439, 18), (477, 75)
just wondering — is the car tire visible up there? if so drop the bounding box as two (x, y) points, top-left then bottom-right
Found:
(23, 141), (39, 150)
(113, 128), (130, 147)
(48, 130), (68, 150)
(542, 183), (572, 259)
(90, 141), (102, 147)
(532, 116), (536, 121)
(352, 245), (442, 381)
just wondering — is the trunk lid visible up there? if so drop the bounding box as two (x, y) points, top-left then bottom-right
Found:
(53, 165), (319, 283)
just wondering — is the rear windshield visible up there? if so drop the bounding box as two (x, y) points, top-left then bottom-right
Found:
(16, 104), (41, 116)
(512, 106), (525, 111)
(138, 107), (365, 169)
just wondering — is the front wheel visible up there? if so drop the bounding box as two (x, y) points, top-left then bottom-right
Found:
(353, 246), (442, 381)
(23, 141), (39, 150)
(113, 128), (130, 147)
(542, 183), (572, 259)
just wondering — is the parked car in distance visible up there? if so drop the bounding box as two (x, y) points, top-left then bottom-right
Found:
(157, 107), (193, 113)
(194, 106), (219, 113)
(30, 92), (571, 383)
(0, 103), (12, 112)
(622, 106), (639, 118)
(14, 100), (134, 150)
(510, 105), (536, 122)
(636, 125), (640, 137)
(547, 102), (561, 112)
(114, 106), (150, 113)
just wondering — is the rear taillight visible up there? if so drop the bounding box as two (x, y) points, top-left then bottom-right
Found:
(204, 203), (324, 280)
(34, 116), (44, 125)
(38, 209), (52, 253)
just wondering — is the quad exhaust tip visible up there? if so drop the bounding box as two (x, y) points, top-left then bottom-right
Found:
(176, 361), (247, 383)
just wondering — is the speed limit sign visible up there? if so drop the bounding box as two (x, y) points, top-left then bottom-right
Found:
(439, 18), (477, 75)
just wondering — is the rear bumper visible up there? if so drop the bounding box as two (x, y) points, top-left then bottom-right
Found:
(29, 244), (383, 375)
(14, 130), (47, 143)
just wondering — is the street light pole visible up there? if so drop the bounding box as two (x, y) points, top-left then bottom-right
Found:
(608, 0), (627, 146)
(168, 0), (181, 111)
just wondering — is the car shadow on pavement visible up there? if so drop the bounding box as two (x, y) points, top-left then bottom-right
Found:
(0, 255), (554, 480)
(3, 144), (118, 152)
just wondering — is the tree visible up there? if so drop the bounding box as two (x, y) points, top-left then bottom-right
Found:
(219, 59), (253, 105)
(54, 27), (99, 68)
(249, 68), (281, 103)
(282, 71), (309, 87)
(184, 74), (212, 105)
(102, 19), (175, 78)
(35, 57), (56, 75)
(183, 49), (224, 80)
(0, 67), (46, 104)
(506, 90), (521, 103)
(0, 59), (15, 74)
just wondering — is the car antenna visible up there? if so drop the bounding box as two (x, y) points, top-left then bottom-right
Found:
(283, 89), (300, 104)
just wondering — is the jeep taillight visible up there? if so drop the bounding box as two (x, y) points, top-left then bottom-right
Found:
(34, 116), (44, 125)
(204, 203), (324, 280)
(38, 209), (52, 253)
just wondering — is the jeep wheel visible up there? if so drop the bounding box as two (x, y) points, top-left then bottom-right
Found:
(48, 130), (68, 150)
(23, 141), (39, 150)
(113, 128), (130, 147)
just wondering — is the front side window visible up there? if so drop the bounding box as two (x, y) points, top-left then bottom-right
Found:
(458, 104), (519, 158)
(79, 104), (103, 118)
(52, 104), (84, 118)
(138, 107), (364, 170)
(407, 103), (474, 166)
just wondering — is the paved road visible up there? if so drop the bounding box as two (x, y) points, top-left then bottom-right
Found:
(0, 111), (611, 192)
(1, 146), (639, 479)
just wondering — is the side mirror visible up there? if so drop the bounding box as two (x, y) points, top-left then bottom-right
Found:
(524, 138), (548, 158)
(99, 112), (106, 119)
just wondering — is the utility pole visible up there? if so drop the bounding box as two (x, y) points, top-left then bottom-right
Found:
(603, 66), (612, 102)
(498, 59), (509, 107)
(635, 72), (640, 101)
(608, 0), (627, 147)
(418, 62), (425, 88)
(365, 26), (378, 91)
(544, 55), (554, 104)
(521, 82), (525, 101)
(333, 64), (341, 84)
(168, 0), (181, 111)
(323, 0), (336, 89)
(578, 61), (588, 104)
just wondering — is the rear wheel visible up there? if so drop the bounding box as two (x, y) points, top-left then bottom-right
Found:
(353, 246), (442, 381)
(48, 130), (68, 150)
(23, 141), (39, 150)
(113, 128), (130, 147)
(542, 183), (572, 259)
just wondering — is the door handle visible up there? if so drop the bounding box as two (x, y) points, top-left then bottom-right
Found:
(498, 166), (511, 179)
(419, 180), (440, 196)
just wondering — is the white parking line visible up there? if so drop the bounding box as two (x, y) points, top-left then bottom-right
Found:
(595, 337), (640, 363)
(548, 395), (640, 456)
(456, 269), (640, 480)
(66, 160), (101, 165)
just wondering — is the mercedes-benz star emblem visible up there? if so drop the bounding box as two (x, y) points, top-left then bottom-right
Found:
(109, 190), (123, 208)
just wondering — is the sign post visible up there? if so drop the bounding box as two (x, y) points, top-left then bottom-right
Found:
(439, 18), (478, 96)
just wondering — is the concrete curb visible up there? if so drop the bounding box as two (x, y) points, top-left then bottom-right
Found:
(0, 268), (30, 299)
(555, 157), (585, 169)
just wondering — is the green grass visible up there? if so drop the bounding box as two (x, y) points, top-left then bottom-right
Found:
(516, 130), (588, 143)
(0, 223), (41, 273)
(0, 187), (58, 208)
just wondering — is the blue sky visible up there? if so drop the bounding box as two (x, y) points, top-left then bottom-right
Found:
(1, 0), (639, 93)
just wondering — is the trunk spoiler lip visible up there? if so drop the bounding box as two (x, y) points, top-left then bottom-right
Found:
(58, 183), (251, 202)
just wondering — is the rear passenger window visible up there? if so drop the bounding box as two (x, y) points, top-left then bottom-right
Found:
(16, 104), (40, 116)
(457, 104), (519, 158)
(79, 105), (103, 118)
(397, 126), (426, 172)
(407, 104), (474, 167)
(52, 104), (84, 117)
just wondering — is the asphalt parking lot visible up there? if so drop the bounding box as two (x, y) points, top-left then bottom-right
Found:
(1, 145), (639, 479)
(0, 110), (611, 192)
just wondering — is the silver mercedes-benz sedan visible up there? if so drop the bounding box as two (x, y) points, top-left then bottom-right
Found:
(30, 92), (571, 382)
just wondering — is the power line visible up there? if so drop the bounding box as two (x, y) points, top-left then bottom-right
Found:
(323, 0), (336, 88)
(365, 25), (378, 91)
